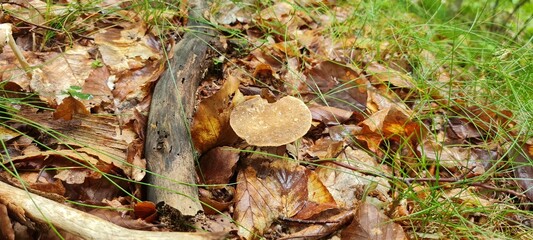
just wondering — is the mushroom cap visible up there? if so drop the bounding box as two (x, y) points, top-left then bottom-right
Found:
(230, 95), (312, 146)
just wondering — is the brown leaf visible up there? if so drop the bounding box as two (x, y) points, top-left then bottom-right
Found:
(304, 61), (368, 112)
(134, 201), (158, 223)
(258, 2), (310, 33)
(452, 106), (514, 134)
(282, 209), (355, 240)
(81, 66), (113, 111)
(317, 147), (391, 208)
(93, 24), (161, 74)
(5, 150), (128, 201)
(192, 76), (241, 153)
(199, 187), (234, 215)
(126, 139), (147, 182)
(197, 147), (239, 185)
(0, 125), (21, 142)
(309, 104), (353, 125)
(366, 62), (415, 89)
(32, 45), (94, 106)
(0, 203), (15, 240)
(307, 138), (344, 159)
(357, 106), (422, 153)
(418, 140), (486, 170)
(233, 160), (335, 239)
(447, 117), (483, 140)
(293, 171), (337, 219)
(112, 60), (164, 102)
(53, 96), (90, 121)
(341, 203), (406, 240)
(88, 208), (157, 230)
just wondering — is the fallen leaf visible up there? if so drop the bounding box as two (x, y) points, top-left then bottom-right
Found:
(93, 23), (161, 73)
(81, 66), (113, 111)
(366, 62), (416, 89)
(0, 203), (14, 240)
(357, 106), (422, 153)
(0, 125), (21, 142)
(197, 147), (239, 185)
(53, 96), (90, 121)
(304, 61), (368, 112)
(54, 169), (91, 185)
(88, 208), (157, 230)
(309, 104), (353, 125)
(443, 188), (493, 207)
(191, 76), (241, 153)
(233, 160), (336, 239)
(230, 95), (312, 146)
(317, 147), (391, 208)
(199, 187), (234, 215)
(111, 60), (165, 102)
(341, 203), (406, 240)
(30, 45), (94, 106)
(282, 209), (355, 240)
(134, 201), (157, 223)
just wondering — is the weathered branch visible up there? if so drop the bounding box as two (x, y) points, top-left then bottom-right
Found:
(0, 181), (225, 240)
(144, 0), (216, 215)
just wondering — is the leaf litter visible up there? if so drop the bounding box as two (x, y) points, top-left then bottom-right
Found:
(0, 0), (531, 239)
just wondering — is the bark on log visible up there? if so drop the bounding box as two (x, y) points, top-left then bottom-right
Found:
(0, 181), (225, 240)
(144, 0), (215, 215)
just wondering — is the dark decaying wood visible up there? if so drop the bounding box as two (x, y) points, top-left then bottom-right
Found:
(144, 0), (216, 215)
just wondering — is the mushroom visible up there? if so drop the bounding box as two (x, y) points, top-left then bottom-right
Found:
(0, 23), (32, 78)
(230, 95), (312, 146)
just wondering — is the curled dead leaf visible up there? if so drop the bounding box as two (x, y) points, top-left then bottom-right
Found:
(341, 203), (406, 240)
(230, 95), (312, 146)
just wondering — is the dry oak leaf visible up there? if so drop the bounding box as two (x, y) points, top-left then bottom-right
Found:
(233, 160), (336, 239)
(191, 75), (241, 153)
(309, 104), (353, 125)
(53, 96), (90, 121)
(230, 95), (312, 147)
(341, 203), (406, 240)
(93, 23), (161, 73)
(304, 61), (368, 112)
(31, 45), (94, 106)
(317, 147), (391, 208)
(366, 62), (416, 89)
(197, 147), (239, 185)
(357, 106), (422, 153)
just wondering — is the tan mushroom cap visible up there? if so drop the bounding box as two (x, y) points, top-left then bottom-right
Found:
(230, 95), (312, 146)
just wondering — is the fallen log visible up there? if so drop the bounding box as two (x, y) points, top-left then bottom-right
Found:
(144, 0), (216, 215)
(0, 181), (225, 240)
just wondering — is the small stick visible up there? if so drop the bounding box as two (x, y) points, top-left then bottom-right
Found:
(278, 216), (340, 224)
(403, 177), (526, 198)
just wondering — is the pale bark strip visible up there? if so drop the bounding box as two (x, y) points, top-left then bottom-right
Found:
(144, 0), (216, 215)
(0, 181), (225, 240)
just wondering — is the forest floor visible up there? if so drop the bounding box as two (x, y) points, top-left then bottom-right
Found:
(0, 0), (532, 239)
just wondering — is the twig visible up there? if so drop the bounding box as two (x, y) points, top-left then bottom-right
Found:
(314, 157), (525, 198)
(313, 159), (390, 179)
(278, 216), (340, 224)
(403, 176), (526, 198)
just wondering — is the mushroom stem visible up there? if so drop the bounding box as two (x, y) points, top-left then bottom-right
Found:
(0, 24), (32, 78)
